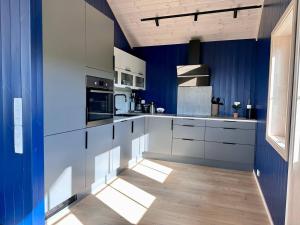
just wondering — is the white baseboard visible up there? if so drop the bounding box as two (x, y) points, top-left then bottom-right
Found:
(253, 170), (274, 225)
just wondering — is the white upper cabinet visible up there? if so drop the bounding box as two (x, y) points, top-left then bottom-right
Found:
(114, 47), (146, 90)
(86, 3), (114, 73)
(43, 0), (86, 135)
(266, 0), (296, 161)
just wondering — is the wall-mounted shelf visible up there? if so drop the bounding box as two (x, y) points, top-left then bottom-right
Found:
(266, 0), (296, 161)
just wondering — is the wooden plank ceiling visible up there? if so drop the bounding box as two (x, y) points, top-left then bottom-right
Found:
(107, 0), (264, 47)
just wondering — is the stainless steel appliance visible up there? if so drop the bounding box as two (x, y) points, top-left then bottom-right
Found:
(86, 76), (114, 126)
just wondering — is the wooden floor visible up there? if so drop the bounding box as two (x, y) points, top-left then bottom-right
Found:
(48, 160), (270, 225)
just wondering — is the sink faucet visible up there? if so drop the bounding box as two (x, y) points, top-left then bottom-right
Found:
(114, 94), (127, 115)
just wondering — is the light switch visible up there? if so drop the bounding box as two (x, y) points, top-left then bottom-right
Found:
(14, 98), (23, 154)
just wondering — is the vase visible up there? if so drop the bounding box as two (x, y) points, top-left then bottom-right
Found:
(233, 112), (238, 118)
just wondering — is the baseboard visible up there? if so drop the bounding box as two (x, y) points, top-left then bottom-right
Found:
(253, 170), (274, 225)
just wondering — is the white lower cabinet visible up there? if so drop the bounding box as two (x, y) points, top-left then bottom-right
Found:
(44, 130), (86, 212)
(145, 117), (173, 155)
(86, 124), (113, 192)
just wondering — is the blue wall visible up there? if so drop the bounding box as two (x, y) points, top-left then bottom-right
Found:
(133, 39), (256, 115)
(0, 0), (44, 224)
(254, 0), (292, 225)
(86, 0), (132, 52)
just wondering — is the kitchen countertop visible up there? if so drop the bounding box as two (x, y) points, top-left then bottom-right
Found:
(113, 113), (257, 123)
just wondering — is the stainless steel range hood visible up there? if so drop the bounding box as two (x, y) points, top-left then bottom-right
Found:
(177, 40), (210, 86)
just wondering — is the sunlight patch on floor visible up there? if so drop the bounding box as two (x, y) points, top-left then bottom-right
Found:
(96, 186), (147, 224)
(132, 160), (172, 183)
(110, 178), (156, 208)
(140, 159), (173, 175)
(47, 208), (83, 225)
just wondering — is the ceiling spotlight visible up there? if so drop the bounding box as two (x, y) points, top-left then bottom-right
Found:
(233, 9), (238, 18)
(155, 18), (159, 26)
(194, 13), (198, 21)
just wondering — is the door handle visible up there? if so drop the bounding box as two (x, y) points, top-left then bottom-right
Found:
(85, 131), (88, 149)
(112, 125), (115, 140)
(182, 138), (195, 141)
(222, 142), (236, 145)
(182, 124), (195, 127)
(131, 121), (134, 133)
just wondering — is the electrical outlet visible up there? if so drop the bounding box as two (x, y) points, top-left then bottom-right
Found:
(256, 169), (261, 177)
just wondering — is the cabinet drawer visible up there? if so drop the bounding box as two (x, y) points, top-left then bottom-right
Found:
(173, 118), (205, 127)
(173, 125), (205, 140)
(205, 142), (254, 164)
(172, 139), (204, 158)
(206, 120), (256, 130)
(205, 127), (255, 145)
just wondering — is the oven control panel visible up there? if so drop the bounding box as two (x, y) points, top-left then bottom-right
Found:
(86, 75), (114, 91)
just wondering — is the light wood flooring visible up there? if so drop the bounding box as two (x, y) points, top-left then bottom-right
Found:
(48, 160), (270, 225)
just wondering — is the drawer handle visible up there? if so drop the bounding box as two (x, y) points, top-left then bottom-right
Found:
(182, 138), (195, 141)
(182, 125), (195, 127)
(223, 121), (236, 123)
(222, 142), (237, 145)
(223, 127), (237, 130)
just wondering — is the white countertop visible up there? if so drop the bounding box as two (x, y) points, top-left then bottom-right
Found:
(113, 113), (257, 123)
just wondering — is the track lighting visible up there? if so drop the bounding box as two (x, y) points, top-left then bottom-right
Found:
(155, 18), (159, 26)
(141, 5), (262, 26)
(233, 9), (238, 18)
(194, 14), (198, 21)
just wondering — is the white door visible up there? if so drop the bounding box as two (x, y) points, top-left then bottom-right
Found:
(286, 2), (300, 224)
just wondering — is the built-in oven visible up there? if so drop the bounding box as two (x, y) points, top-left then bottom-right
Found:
(86, 75), (114, 127)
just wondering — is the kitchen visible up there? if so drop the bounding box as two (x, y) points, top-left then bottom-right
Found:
(1, 0), (300, 225)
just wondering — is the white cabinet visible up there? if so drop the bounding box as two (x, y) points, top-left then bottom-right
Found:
(114, 47), (146, 90)
(110, 146), (121, 172)
(85, 3), (114, 73)
(131, 118), (146, 164)
(145, 117), (173, 155)
(86, 124), (113, 191)
(43, 0), (86, 135)
(113, 121), (132, 170)
(44, 130), (86, 212)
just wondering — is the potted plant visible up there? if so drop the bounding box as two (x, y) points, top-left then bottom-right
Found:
(232, 102), (241, 118)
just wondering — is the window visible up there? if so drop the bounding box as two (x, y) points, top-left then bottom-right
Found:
(266, 1), (296, 161)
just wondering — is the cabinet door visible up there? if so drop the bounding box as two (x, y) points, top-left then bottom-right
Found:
(110, 146), (121, 172)
(86, 124), (113, 190)
(43, 0), (86, 135)
(172, 139), (205, 158)
(131, 118), (145, 161)
(135, 58), (146, 76)
(86, 3), (114, 72)
(113, 121), (132, 170)
(44, 130), (85, 212)
(146, 117), (173, 155)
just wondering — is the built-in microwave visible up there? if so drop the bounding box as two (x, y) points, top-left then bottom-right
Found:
(86, 76), (114, 127)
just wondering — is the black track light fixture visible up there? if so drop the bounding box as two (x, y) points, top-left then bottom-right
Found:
(233, 9), (238, 18)
(155, 18), (159, 26)
(141, 5), (262, 26)
(194, 13), (198, 21)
